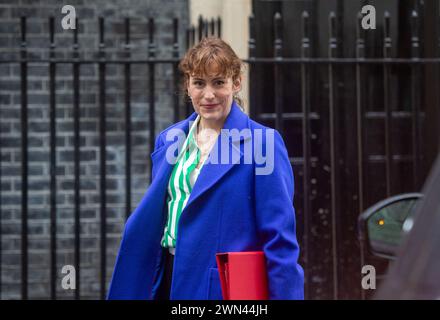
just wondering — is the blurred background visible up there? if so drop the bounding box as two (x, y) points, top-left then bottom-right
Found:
(0, 0), (439, 300)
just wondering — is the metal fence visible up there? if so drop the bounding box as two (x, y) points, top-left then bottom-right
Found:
(247, 5), (439, 299)
(0, 15), (214, 300)
(0, 6), (439, 300)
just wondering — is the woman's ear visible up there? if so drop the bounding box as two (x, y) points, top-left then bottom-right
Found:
(186, 75), (191, 95)
(233, 76), (242, 93)
(186, 85), (191, 99)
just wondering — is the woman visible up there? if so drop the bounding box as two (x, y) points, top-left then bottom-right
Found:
(107, 37), (304, 300)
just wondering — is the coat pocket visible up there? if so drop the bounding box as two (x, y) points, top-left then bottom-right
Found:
(206, 268), (223, 300)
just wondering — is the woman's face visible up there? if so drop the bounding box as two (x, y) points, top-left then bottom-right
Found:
(187, 71), (241, 126)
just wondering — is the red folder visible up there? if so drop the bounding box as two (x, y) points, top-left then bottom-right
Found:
(216, 251), (269, 300)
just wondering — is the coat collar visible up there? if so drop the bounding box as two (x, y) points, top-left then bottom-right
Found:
(152, 101), (251, 214)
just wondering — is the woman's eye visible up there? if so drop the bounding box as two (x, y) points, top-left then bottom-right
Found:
(193, 81), (203, 86)
(215, 80), (225, 86)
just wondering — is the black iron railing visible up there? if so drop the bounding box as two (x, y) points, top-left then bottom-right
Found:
(246, 8), (439, 299)
(0, 6), (439, 300)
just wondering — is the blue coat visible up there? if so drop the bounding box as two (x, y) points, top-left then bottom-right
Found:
(107, 102), (304, 300)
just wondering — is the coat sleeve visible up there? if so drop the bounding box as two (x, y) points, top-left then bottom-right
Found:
(254, 129), (304, 300)
(107, 132), (166, 300)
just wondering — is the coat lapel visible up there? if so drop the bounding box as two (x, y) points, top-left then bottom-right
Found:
(150, 112), (198, 189)
(183, 102), (251, 212)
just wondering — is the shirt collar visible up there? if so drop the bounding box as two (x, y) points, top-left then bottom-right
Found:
(188, 114), (200, 150)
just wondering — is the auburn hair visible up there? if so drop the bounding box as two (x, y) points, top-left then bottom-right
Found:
(179, 36), (244, 107)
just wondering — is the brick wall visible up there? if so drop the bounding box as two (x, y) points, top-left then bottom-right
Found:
(0, 0), (189, 299)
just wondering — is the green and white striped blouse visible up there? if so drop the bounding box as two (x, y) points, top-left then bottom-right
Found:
(161, 115), (208, 253)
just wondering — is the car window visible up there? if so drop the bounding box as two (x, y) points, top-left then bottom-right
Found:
(367, 199), (418, 249)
